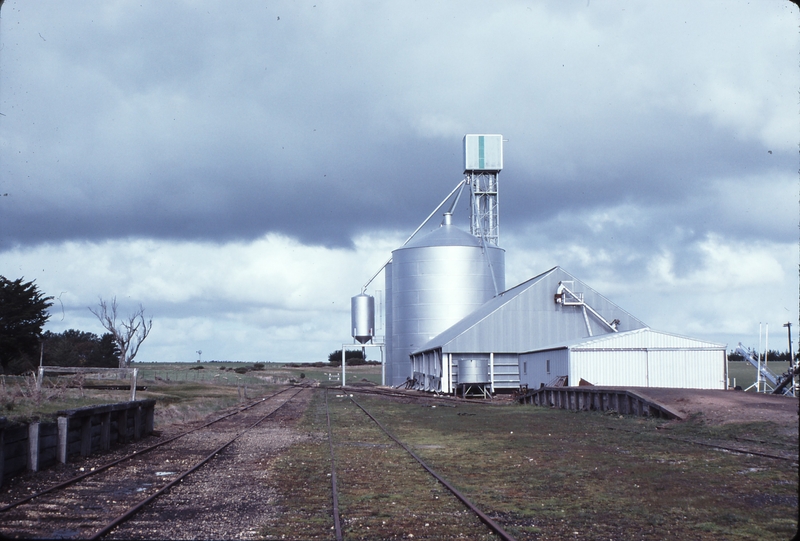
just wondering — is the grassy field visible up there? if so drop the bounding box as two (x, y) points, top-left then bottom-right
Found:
(0, 362), (378, 425)
(263, 390), (798, 540)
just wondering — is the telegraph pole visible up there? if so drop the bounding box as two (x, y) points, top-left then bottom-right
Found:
(783, 322), (794, 395)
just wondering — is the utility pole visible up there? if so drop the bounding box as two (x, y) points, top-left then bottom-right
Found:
(783, 322), (794, 395)
(783, 322), (792, 359)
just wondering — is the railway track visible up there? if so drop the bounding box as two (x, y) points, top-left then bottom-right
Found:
(0, 385), (307, 539)
(602, 424), (798, 462)
(4, 381), (785, 539)
(325, 389), (517, 541)
(350, 386), (796, 462)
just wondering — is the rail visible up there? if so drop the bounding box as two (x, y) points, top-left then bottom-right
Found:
(0, 386), (304, 538)
(326, 390), (518, 541)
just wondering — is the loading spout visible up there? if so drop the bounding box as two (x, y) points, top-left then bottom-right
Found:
(555, 282), (619, 334)
(361, 179), (467, 293)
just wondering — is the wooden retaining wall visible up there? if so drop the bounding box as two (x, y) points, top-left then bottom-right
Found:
(518, 386), (684, 420)
(0, 399), (155, 486)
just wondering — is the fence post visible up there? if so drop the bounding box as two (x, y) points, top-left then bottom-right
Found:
(130, 368), (138, 401)
(57, 417), (68, 464)
(28, 422), (39, 472)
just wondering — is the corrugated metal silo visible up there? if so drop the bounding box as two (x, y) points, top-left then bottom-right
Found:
(386, 214), (505, 387)
(384, 261), (394, 382)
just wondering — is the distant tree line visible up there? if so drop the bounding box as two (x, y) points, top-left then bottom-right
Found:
(3, 330), (121, 375)
(327, 349), (380, 367)
(1, 275), (151, 375)
(728, 350), (798, 363)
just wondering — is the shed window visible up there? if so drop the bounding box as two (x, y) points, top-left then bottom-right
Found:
(523, 361), (527, 375)
(546, 359), (551, 374)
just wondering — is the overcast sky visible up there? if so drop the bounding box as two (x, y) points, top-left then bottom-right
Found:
(1, 1), (797, 364)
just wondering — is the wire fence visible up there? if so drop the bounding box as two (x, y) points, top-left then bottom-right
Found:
(1, 369), (279, 389)
(137, 368), (280, 386)
(0, 375), (30, 385)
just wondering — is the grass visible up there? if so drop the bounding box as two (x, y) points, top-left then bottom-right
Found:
(0, 361), (376, 427)
(0, 361), (293, 426)
(0, 374), (130, 423)
(261, 391), (494, 540)
(261, 390), (798, 540)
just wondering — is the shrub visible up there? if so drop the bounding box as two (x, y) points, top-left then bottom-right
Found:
(328, 349), (366, 366)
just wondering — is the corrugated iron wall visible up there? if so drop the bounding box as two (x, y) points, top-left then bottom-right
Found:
(519, 349), (569, 388)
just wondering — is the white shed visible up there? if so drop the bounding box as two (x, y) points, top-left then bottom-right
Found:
(518, 328), (727, 390)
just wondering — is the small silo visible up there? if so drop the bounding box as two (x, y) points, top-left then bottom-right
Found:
(350, 293), (375, 344)
(386, 213), (505, 386)
(457, 358), (490, 385)
(456, 358), (492, 397)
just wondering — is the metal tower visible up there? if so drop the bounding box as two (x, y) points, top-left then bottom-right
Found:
(463, 134), (503, 246)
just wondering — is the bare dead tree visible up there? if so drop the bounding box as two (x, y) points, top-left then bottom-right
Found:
(89, 297), (153, 368)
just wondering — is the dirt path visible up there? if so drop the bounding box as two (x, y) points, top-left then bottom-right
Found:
(633, 387), (798, 428)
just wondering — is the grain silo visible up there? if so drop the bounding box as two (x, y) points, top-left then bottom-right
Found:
(384, 212), (505, 386)
(349, 134), (726, 393)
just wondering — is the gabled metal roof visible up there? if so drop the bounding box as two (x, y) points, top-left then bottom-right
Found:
(521, 327), (726, 353)
(412, 266), (648, 355)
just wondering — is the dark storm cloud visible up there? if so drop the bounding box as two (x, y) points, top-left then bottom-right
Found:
(0, 133), (457, 249)
(0, 1), (795, 251)
(1, 1), (795, 362)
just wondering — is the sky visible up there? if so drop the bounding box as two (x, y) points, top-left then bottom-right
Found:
(1, 1), (797, 364)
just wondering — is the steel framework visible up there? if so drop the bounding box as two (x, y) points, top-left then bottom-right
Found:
(467, 171), (499, 246)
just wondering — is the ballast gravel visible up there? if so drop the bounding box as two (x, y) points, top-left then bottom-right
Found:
(105, 392), (315, 540)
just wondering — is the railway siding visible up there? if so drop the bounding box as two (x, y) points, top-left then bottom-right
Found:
(266, 387), (797, 540)
(0, 387), (304, 539)
(262, 390), (500, 540)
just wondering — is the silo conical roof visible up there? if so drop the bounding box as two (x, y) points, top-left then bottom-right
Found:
(397, 223), (483, 250)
